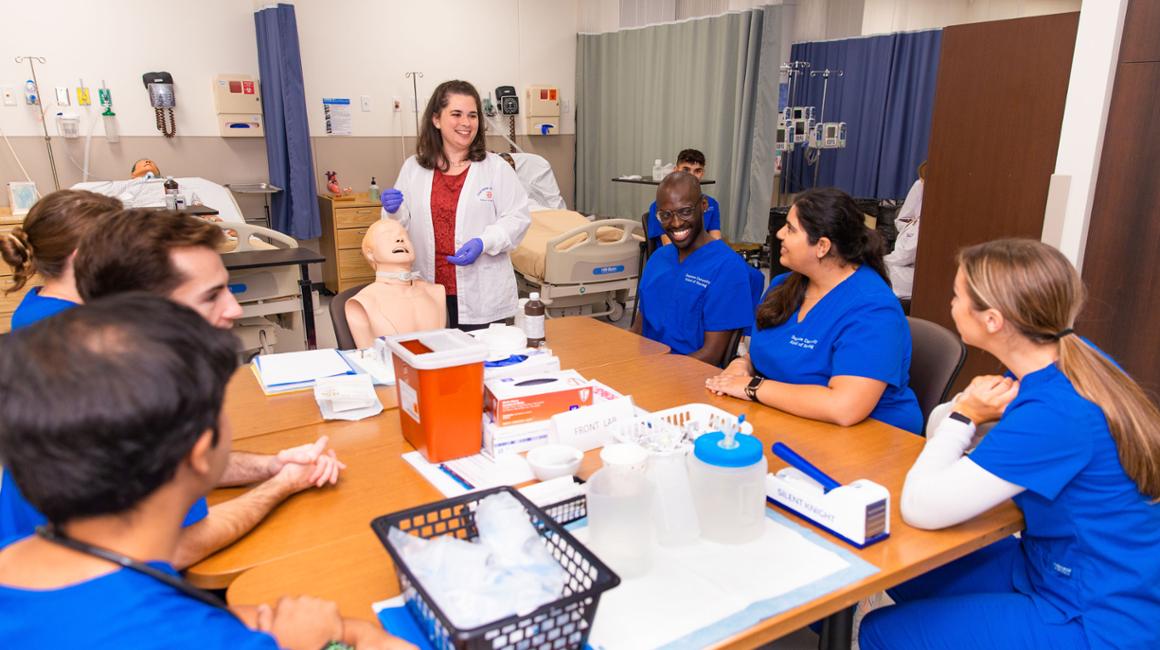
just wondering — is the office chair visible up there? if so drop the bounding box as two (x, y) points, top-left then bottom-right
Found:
(907, 316), (968, 424)
(328, 283), (370, 350)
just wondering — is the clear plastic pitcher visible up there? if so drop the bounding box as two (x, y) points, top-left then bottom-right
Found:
(647, 449), (701, 546)
(688, 431), (768, 544)
(586, 463), (653, 578)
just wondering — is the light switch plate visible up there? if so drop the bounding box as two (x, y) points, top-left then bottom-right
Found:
(360, 95), (371, 112)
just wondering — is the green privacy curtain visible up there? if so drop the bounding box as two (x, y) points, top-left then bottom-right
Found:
(576, 6), (783, 242)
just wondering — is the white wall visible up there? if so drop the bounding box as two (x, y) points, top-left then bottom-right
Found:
(0, 0), (578, 142)
(1042, 0), (1128, 269)
(295, 0), (577, 138)
(0, 0), (260, 138)
(861, 0), (1080, 35)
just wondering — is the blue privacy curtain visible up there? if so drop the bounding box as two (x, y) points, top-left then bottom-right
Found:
(255, 3), (320, 239)
(783, 29), (941, 199)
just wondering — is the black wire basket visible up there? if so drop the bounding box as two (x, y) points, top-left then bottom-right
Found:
(371, 486), (618, 650)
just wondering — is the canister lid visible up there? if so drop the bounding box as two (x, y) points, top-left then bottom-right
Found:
(693, 431), (763, 468)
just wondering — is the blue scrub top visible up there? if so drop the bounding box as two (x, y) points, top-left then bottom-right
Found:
(749, 268), (922, 433)
(10, 287), (77, 330)
(639, 239), (755, 355)
(0, 562), (279, 649)
(970, 354), (1160, 650)
(2, 298), (210, 547)
(0, 470), (209, 549)
(648, 195), (722, 243)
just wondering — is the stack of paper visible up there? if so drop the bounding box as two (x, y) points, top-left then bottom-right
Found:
(252, 349), (358, 395)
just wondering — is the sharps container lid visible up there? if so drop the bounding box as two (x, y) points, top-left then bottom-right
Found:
(693, 431), (763, 468)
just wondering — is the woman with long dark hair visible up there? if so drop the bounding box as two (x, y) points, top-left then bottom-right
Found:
(380, 80), (530, 330)
(860, 239), (1160, 649)
(706, 187), (922, 433)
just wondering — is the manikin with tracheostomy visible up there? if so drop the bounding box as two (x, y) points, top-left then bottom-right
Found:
(345, 218), (447, 349)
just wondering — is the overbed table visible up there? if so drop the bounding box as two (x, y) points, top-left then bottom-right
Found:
(205, 342), (1022, 647)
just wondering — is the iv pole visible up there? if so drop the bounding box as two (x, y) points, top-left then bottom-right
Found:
(404, 71), (423, 142)
(808, 68), (843, 189)
(15, 56), (60, 191)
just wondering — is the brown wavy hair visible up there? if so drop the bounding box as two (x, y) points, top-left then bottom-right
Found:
(415, 80), (487, 172)
(959, 238), (1160, 500)
(756, 188), (888, 329)
(0, 190), (123, 293)
(75, 209), (225, 300)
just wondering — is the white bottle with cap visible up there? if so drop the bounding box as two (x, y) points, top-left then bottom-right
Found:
(688, 426), (768, 544)
(652, 158), (664, 181)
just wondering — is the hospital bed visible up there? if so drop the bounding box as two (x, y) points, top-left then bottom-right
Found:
(72, 177), (309, 354)
(511, 210), (643, 321)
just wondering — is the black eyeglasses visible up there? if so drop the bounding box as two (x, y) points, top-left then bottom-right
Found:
(656, 206), (698, 221)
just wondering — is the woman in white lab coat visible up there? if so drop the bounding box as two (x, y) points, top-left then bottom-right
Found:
(381, 80), (531, 330)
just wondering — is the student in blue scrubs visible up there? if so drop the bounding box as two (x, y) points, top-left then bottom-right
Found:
(633, 172), (755, 365)
(0, 295), (404, 648)
(0, 190), (123, 329)
(1, 210), (345, 571)
(645, 149), (722, 247)
(860, 239), (1160, 650)
(706, 188), (921, 433)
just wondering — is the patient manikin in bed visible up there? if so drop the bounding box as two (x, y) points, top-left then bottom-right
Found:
(346, 219), (446, 348)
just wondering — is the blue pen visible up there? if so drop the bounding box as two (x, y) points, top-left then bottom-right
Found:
(771, 442), (842, 493)
(437, 464), (474, 491)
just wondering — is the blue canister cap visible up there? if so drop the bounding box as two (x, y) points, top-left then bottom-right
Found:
(693, 431), (763, 468)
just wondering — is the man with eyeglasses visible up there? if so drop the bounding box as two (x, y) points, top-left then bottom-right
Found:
(645, 149), (722, 247)
(632, 172), (755, 365)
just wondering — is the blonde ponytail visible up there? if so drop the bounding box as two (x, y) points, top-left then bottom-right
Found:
(959, 239), (1160, 499)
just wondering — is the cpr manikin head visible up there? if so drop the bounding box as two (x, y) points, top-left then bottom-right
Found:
(346, 218), (446, 347)
(131, 158), (162, 179)
(362, 218), (415, 272)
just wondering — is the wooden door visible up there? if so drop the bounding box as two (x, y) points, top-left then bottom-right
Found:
(1077, 0), (1160, 395)
(910, 12), (1079, 389)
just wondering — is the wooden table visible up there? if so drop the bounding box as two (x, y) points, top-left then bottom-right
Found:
(225, 353), (1023, 646)
(224, 317), (668, 441)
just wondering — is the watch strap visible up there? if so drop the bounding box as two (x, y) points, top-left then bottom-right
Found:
(948, 411), (974, 426)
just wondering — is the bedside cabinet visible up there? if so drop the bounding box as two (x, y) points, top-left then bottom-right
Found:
(0, 209), (29, 333)
(318, 194), (381, 294)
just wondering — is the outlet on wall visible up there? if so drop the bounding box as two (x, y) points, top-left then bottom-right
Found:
(1, 86), (16, 106)
(360, 95), (371, 112)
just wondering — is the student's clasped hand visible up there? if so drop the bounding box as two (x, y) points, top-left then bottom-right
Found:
(705, 369), (751, 399)
(263, 595), (344, 650)
(954, 375), (1020, 424)
(270, 436), (347, 488)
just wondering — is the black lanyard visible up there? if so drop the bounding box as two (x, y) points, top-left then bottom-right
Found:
(35, 525), (228, 610)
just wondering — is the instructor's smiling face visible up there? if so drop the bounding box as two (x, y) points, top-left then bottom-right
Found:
(433, 93), (479, 153)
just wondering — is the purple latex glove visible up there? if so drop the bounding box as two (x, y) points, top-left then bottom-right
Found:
(381, 188), (404, 213)
(446, 238), (484, 266)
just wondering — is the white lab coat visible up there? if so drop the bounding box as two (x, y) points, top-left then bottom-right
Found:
(512, 152), (567, 211)
(388, 153), (531, 324)
(885, 179), (923, 299)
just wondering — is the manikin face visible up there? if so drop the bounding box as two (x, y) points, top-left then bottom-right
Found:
(433, 93), (479, 153)
(131, 159), (161, 179)
(364, 219), (415, 269)
(168, 246), (244, 329)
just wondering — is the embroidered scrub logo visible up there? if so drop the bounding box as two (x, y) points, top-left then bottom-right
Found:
(789, 335), (818, 350)
(684, 273), (710, 288)
(477, 187), (495, 201)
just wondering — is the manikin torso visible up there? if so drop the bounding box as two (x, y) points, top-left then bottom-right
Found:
(346, 219), (446, 348)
